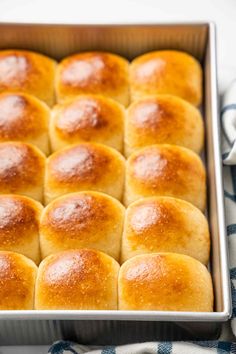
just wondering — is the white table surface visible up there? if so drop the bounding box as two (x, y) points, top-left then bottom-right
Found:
(0, 0), (235, 352)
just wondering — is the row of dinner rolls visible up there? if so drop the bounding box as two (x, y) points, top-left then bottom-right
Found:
(0, 92), (204, 156)
(0, 141), (206, 209)
(0, 192), (210, 265)
(0, 49), (202, 107)
(0, 249), (213, 311)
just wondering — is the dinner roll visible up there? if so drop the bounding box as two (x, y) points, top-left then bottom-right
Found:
(56, 52), (129, 106)
(0, 92), (50, 155)
(0, 50), (56, 106)
(121, 196), (210, 264)
(35, 249), (119, 310)
(40, 191), (125, 260)
(0, 195), (43, 264)
(0, 142), (46, 203)
(50, 94), (124, 153)
(119, 253), (213, 311)
(45, 142), (125, 204)
(130, 50), (202, 106)
(124, 144), (206, 210)
(0, 251), (37, 309)
(125, 95), (204, 157)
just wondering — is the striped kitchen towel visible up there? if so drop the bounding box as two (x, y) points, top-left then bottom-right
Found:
(222, 79), (236, 335)
(48, 340), (236, 353)
(48, 81), (236, 353)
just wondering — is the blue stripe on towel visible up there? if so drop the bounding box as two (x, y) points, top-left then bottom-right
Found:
(230, 268), (236, 279)
(227, 224), (236, 235)
(230, 268), (236, 318)
(221, 103), (236, 115)
(230, 166), (236, 195)
(224, 190), (236, 202)
(157, 342), (172, 354)
(223, 152), (230, 160)
(193, 341), (219, 349)
(217, 341), (233, 353)
(48, 341), (78, 353)
(101, 347), (116, 354)
(231, 343), (236, 353)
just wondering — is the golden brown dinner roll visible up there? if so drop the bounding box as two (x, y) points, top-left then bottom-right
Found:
(45, 142), (125, 204)
(119, 253), (213, 311)
(0, 195), (43, 264)
(50, 94), (125, 152)
(130, 50), (202, 106)
(124, 144), (206, 210)
(40, 191), (125, 260)
(0, 50), (56, 106)
(35, 249), (119, 310)
(121, 196), (210, 264)
(0, 142), (46, 203)
(125, 95), (204, 157)
(0, 92), (50, 155)
(56, 52), (129, 106)
(0, 251), (37, 309)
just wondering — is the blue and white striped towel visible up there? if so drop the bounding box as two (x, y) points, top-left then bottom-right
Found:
(48, 340), (236, 353)
(48, 81), (236, 354)
(222, 79), (236, 334)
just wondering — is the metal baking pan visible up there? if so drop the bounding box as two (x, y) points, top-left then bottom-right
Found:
(0, 22), (231, 345)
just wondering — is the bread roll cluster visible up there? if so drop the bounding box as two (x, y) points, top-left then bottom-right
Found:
(0, 49), (213, 312)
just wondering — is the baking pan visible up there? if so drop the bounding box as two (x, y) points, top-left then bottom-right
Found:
(0, 22), (231, 345)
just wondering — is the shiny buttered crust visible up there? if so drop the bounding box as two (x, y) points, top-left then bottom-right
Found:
(40, 191), (125, 260)
(45, 142), (125, 204)
(0, 251), (37, 310)
(0, 142), (46, 203)
(124, 144), (206, 210)
(125, 95), (204, 157)
(50, 94), (125, 153)
(56, 52), (130, 106)
(0, 50), (56, 106)
(0, 92), (50, 155)
(35, 249), (120, 310)
(130, 50), (202, 106)
(119, 253), (213, 311)
(121, 196), (210, 264)
(0, 195), (43, 264)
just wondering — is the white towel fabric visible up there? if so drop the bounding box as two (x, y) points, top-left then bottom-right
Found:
(222, 80), (236, 165)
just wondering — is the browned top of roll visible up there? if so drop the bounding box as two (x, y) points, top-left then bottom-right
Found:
(122, 196), (210, 264)
(41, 191), (124, 244)
(125, 94), (203, 154)
(0, 194), (42, 246)
(52, 94), (124, 141)
(0, 50), (56, 101)
(130, 144), (204, 190)
(125, 144), (206, 210)
(119, 252), (213, 311)
(57, 52), (129, 96)
(0, 251), (37, 310)
(0, 142), (46, 192)
(130, 50), (202, 106)
(47, 142), (124, 185)
(36, 249), (119, 309)
(0, 92), (50, 140)
(126, 197), (206, 241)
(38, 249), (116, 290)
